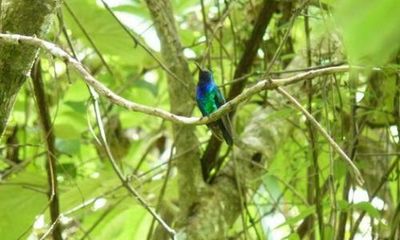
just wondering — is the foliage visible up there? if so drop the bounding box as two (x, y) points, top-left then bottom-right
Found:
(0, 0), (400, 239)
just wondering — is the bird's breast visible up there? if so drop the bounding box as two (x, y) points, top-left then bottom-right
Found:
(196, 83), (212, 98)
(196, 90), (218, 115)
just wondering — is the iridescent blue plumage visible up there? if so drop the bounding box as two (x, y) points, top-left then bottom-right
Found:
(196, 66), (233, 145)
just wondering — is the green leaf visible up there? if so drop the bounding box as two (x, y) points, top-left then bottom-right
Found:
(277, 207), (315, 228)
(324, 225), (334, 240)
(335, 0), (400, 65)
(0, 173), (47, 239)
(263, 175), (282, 202)
(54, 123), (81, 139)
(284, 233), (300, 240)
(63, 79), (90, 102)
(80, 199), (150, 240)
(64, 100), (87, 114)
(336, 199), (351, 211)
(63, 0), (153, 66)
(353, 201), (381, 218)
(333, 159), (347, 180)
(111, 2), (150, 20)
(132, 79), (158, 96)
(60, 170), (120, 211)
(55, 138), (81, 155)
(58, 163), (77, 178)
(172, 0), (198, 14)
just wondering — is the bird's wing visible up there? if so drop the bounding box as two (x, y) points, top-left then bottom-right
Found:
(213, 85), (226, 107)
(213, 86), (233, 145)
(196, 98), (208, 116)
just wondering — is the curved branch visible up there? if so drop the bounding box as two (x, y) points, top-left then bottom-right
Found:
(0, 33), (365, 183)
(0, 33), (352, 125)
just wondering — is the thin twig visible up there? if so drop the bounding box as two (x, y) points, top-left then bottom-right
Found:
(199, 0), (211, 67)
(276, 87), (364, 185)
(98, 0), (189, 90)
(89, 86), (176, 237)
(63, 2), (113, 76)
(80, 197), (127, 240)
(146, 142), (176, 240)
(263, 0), (311, 79)
(231, 149), (249, 239)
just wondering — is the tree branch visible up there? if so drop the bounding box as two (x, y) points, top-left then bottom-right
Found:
(0, 32), (364, 183)
(0, 33), (353, 125)
(276, 87), (364, 185)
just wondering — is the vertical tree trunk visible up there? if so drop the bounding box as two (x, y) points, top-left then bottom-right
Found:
(0, 0), (59, 137)
(144, 0), (203, 224)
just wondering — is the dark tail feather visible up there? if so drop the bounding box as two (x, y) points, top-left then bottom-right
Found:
(217, 117), (233, 145)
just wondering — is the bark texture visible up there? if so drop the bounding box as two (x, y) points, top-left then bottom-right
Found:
(144, 0), (203, 223)
(0, 0), (59, 137)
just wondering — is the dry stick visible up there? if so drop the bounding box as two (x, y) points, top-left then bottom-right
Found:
(276, 87), (364, 185)
(40, 216), (62, 240)
(31, 60), (62, 240)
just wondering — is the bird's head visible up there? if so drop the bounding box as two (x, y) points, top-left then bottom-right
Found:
(194, 62), (213, 85)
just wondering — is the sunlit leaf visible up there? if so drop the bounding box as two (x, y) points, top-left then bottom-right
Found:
(0, 173), (47, 239)
(64, 100), (87, 114)
(63, 0), (153, 66)
(353, 201), (381, 218)
(335, 0), (400, 65)
(276, 207), (315, 228)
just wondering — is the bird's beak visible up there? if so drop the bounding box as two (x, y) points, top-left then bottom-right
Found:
(194, 62), (202, 71)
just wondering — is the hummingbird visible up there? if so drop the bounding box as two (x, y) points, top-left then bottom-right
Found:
(195, 63), (233, 146)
